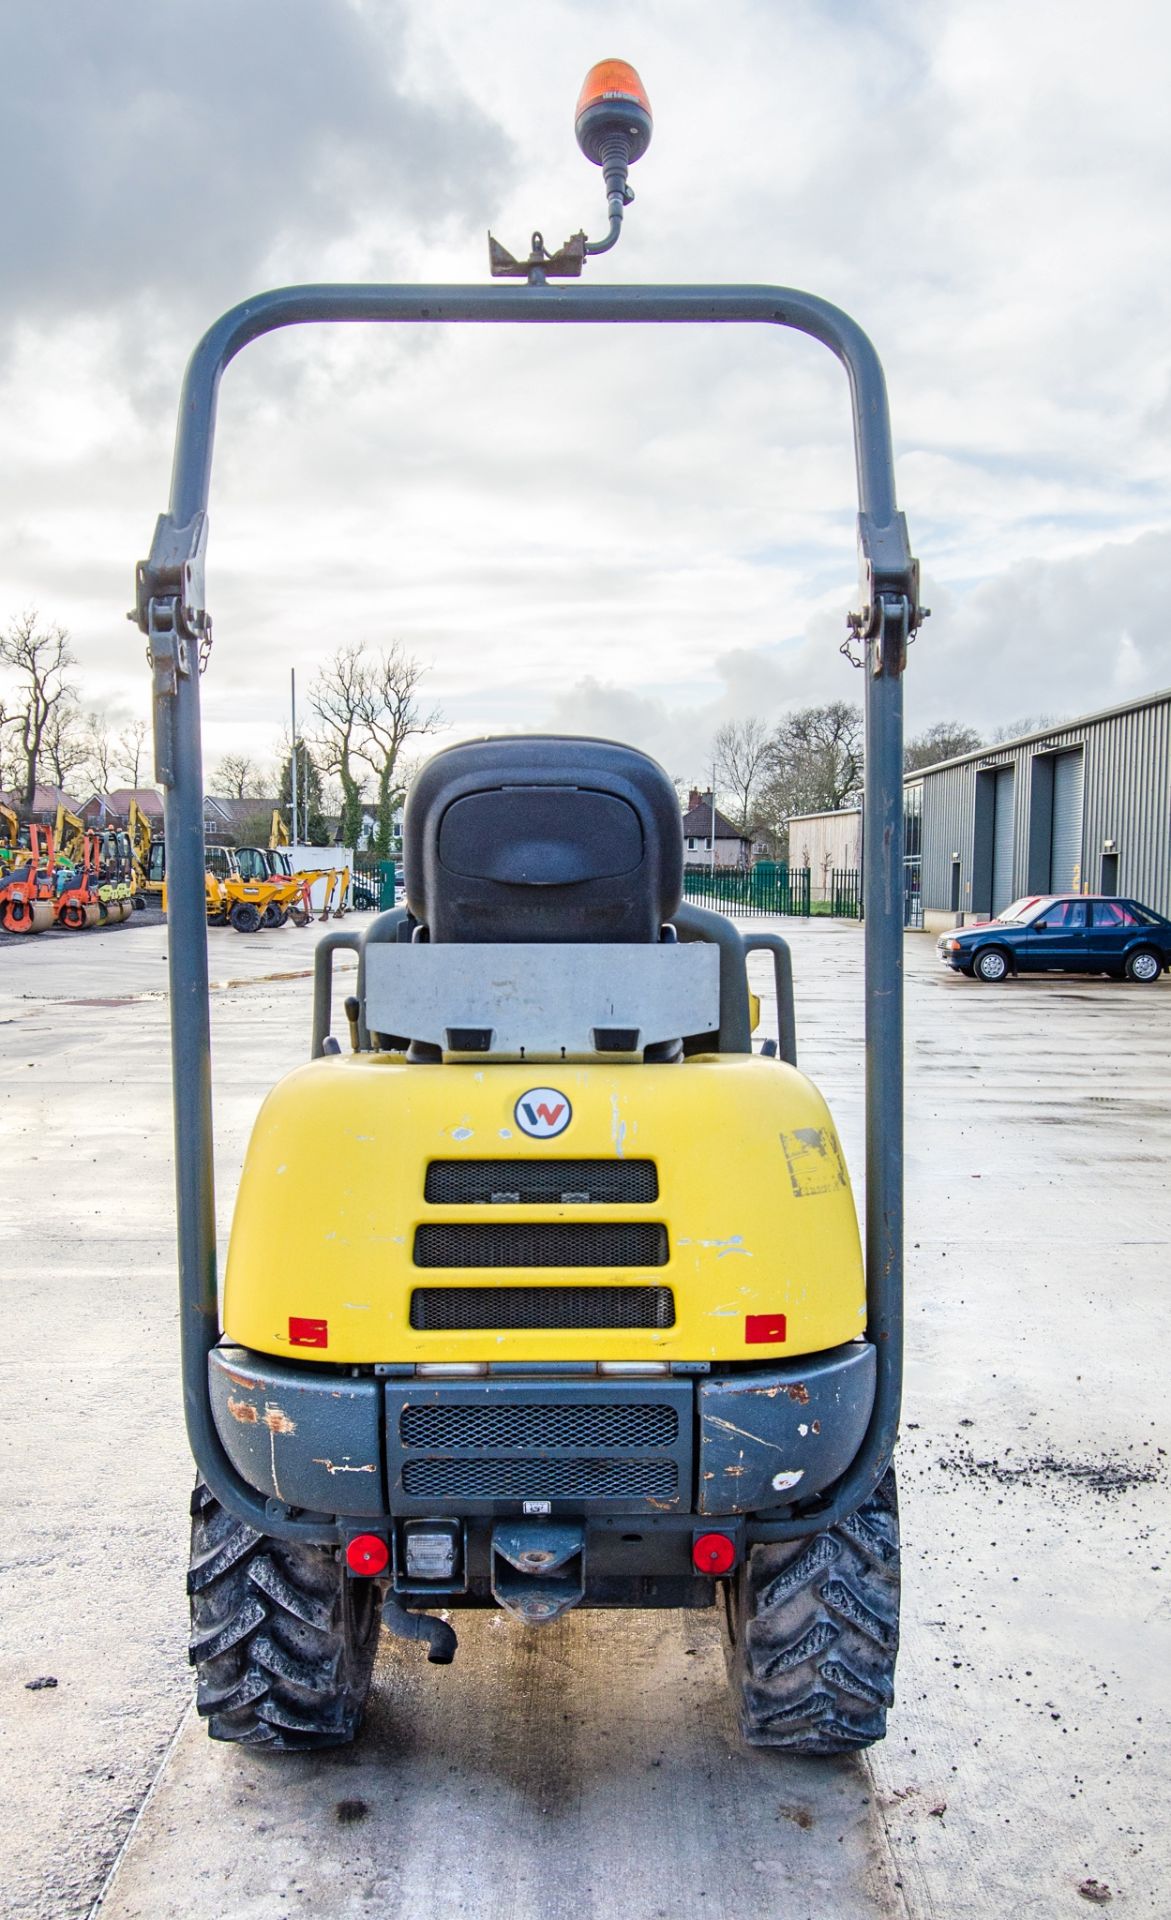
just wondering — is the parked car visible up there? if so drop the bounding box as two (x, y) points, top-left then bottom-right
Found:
(937, 896), (1171, 983)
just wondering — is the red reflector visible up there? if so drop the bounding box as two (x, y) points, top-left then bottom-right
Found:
(289, 1316), (328, 1348)
(693, 1532), (737, 1576)
(346, 1534), (389, 1577)
(745, 1313), (786, 1345)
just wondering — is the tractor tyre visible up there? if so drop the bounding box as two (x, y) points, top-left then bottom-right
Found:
(724, 1466), (900, 1754)
(262, 902), (288, 929)
(187, 1481), (380, 1750)
(229, 901), (263, 934)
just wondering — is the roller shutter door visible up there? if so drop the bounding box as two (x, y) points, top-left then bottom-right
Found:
(991, 767), (1015, 913)
(1050, 750), (1084, 891)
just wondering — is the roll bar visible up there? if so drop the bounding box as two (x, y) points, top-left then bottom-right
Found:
(137, 280), (917, 1545)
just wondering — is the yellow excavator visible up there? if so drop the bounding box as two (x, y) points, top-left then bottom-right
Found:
(127, 799), (153, 909)
(156, 837), (290, 933)
(233, 812), (351, 923)
(269, 808), (353, 918)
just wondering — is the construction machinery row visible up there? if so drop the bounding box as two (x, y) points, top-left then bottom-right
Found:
(2, 798), (358, 937)
(153, 813), (358, 933)
(0, 802), (137, 934)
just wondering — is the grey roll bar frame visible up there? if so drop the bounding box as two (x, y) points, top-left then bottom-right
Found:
(137, 279), (917, 1547)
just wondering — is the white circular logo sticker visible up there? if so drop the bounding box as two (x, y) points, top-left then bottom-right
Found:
(515, 1089), (572, 1139)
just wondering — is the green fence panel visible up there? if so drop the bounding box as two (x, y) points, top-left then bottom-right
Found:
(682, 864), (810, 917)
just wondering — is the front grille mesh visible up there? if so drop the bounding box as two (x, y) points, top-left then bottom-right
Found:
(409, 1284), (675, 1331)
(413, 1222), (668, 1269)
(424, 1159), (658, 1205)
(400, 1401), (678, 1452)
(401, 1455), (678, 1501)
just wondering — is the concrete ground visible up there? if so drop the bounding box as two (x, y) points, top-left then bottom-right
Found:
(1, 915), (1167, 1918)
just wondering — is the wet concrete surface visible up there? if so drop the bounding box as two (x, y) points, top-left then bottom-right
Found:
(1, 919), (1168, 1916)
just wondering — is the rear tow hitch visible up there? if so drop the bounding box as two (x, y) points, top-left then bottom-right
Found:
(491, 1522), (585, 1625)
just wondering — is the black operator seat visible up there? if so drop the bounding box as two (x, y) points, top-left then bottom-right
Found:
(403, 736), (683, 944)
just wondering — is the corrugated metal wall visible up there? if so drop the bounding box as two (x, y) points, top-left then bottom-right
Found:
(991, 767), (1016, 911)
(917, 693), (1171, 920)
(921, 760), (976, 912)
(1050, 751), (1084, 890)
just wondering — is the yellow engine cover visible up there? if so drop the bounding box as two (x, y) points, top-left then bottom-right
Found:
(223, 1054), (864, 1364)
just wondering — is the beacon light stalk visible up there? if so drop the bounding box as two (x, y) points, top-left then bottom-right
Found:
(575, 58), (653, 256)
(487, 58), (652, 280)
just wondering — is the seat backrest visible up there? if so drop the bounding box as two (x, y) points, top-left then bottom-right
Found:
(403, 736), (683, 944)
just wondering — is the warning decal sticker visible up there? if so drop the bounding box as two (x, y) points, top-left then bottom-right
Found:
(779, 1126), (848, 1199)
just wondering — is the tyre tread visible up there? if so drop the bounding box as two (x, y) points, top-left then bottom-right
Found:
(187, 1482), (379, 1751)
(726, 1467), (900, 1754)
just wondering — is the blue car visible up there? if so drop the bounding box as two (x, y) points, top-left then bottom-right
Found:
(936, 895), (1171, 984)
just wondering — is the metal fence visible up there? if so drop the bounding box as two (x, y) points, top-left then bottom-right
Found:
(352, 852), (397, 910)
(829, 868), (863, 918)
(682, 864), (811, 917)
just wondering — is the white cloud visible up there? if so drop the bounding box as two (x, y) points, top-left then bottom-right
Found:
(2, 0), (1170, 781)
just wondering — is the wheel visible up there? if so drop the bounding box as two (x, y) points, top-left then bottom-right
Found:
(261, 902), (288, 929)
(187, 1482), (380, 1749)
(58, 900), (86, 931)
(1124, 947), (1162, 984)
(2, 897), (33, 932)
(974, 946), (1010, 982)
(133, 894), (146, 911)
(229, 901), (263, 934)
(723, 1467), (900, 1753)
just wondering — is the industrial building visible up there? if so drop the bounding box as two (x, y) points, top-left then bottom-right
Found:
(907, 688), (1171, 932)
(789, 688), (1171, 932)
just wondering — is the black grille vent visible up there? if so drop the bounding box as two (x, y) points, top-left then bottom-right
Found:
(401, 1456), (678, 1501)
(413, 1222), (667, 1270)
(425, 1159), (658, 1206)
(400, 1401), (678, 1452)
(409, 1284), (675, 1331)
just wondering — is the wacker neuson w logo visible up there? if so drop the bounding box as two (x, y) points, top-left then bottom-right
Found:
(515, 1089), (572, 1139)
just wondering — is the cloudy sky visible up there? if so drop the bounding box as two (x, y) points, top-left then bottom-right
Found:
(2, 0), (1170, 790)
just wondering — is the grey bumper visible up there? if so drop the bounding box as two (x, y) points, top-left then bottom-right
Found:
(211, 1340), (875, 1522)
(696, 1342), (876, 1514)
(209, 1346), (385, 1516)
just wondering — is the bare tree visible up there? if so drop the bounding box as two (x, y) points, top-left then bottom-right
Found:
(41, 701), (89, 793)
(988, 714), (1061, 744)
(310, 644), (370, 850)
(713, 716), (773, 833)
(212, 752), (267, 798)
(904, 721), (983, 772)
(756, 701), (863, 860)
(0, 613), (76, 811)
(356, 643), (442, 856)
(79, 710), (115, 794)
(117, 719), (150, 787)
(0, 695), (22, 793)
